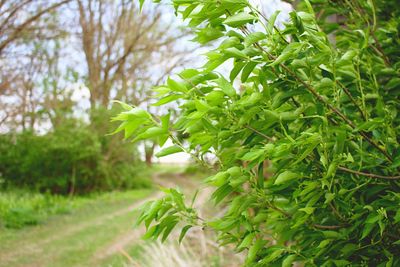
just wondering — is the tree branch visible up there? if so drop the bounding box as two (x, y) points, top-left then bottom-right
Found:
(337, 166), (400, 180)
(0, 0), (72, 55)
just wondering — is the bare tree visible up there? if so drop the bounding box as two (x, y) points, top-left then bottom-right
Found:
(0, 0), (71, 56)
(0, 0), (71, 130)
(75, 0), (194, 165)
(76, 0), (191, 109)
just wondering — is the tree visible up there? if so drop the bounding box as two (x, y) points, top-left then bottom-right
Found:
(76, 0), (191, 109)
(75, 0), (194, 165)
(0, 0), (70, 130)
(0, 0), (71, 56)
(115, 0), (400, 265)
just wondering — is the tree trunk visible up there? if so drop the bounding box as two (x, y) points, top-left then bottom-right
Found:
(144, 142), (156, 166)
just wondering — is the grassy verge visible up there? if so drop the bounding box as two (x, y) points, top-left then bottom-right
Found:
(0, 190), (77, 228)
(0, 164), (164, 229)
(0, 188), (154, 229)
(0, 188), (153, 267)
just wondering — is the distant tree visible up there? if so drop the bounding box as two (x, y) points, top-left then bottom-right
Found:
(75, 0), (193, 164)
(76, 0), (191, 109)
(0, 0), (70, 130)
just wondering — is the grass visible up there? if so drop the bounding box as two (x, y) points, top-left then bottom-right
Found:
(0, 190), (76, 228)
(0, 188), (155, 229)
(0, 188), (152, 267)
(0, 164), (227, 267)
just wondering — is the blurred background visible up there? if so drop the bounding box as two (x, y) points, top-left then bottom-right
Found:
(0, 0), (289, 266)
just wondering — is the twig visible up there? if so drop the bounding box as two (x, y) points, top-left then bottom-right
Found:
(244, 125), (273, 142)
(336, 80), (367, 121)
(337, 166), (400, 180)
(329, 202), (346, 222)
(313, 224), (344, 230)
(267, 202), (291, 218)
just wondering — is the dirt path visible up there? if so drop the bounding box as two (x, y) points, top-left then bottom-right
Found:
(0, 171), (203, 267)
(91, 172), (204, 263)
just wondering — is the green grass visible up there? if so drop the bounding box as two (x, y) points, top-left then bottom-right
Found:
(0, 164), (201, 267)
(0, 190), (76, 228)
(0, 188), (152, 267)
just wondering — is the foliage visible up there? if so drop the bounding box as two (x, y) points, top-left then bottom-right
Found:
(0, 190), (74, 228)
(114, 0), (400, 266)
(0, 187), (152, 229)
(0, 118), (150, 194)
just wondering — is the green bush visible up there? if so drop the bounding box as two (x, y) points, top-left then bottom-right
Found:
(0, 190), (73, 228)
(0, 118), (150, 194)
(115, 0), (400, 266)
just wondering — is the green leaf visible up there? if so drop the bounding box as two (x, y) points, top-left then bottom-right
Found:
(212, 183), (234, 204)
(322, 231), (343, 239)
(241, 149), (264, 161)
(261, 248), (284, 264)
(112, 100), (133, 111)
(206, 90), (225, 105)
(144, 200), (163, 228)
(194, 99), (211, 112)
(266, 10), (280, 34)
(274, 171), (298, 185)
(241, 61), (258, 82)
(282, 254), (297, 267)
(246, 239), (266, 263)
(179, 225), (192, 243)
(238, 232), (255, 250)
(167, 77), (188, 93)
(299, 207), (315, 215)
(112, 107), (151, 121)
(318, 239), (331, 249)
(152, 94), (183, 106)
(194, 27), (224, 44)
(139, 0), (145, 12)
(270, 43), (303, 66)
(134, 127), (166, 141)
(223, 47), (248, 59)
(156, 145), (183, 157)
(205, 171), (229, 186)
(215, 76), (236, 97)
(124, 120), (143, 139)
(161, 219), (179, 242)
(224, 12), (257, 28)
(394, 209), (400, 223)
(230, 61), (246, 81)
(244, 32), (266, 47)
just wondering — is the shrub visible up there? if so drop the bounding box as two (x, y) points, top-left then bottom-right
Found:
(0, 118), (149, 194)
(115, 0), (400, 266)
(0, 190), (73, 228)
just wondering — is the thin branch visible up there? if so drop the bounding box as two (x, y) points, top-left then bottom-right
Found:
(336, 80), (367, 121)
(267, 202), (291, 218)
(337, 166), (400, 180)
(370, 33), (390, 66)
(313, 224), (345, 230)
(0, 0), (72, 54)
(244, 125), (273, 142)
(329, 202), (346, 222)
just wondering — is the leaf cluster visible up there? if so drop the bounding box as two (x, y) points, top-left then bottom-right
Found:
(114, 0), (400, 265)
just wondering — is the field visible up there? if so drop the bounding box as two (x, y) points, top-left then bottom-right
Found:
(0, 166), (241, 267)
(0, 188), (152, 267)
